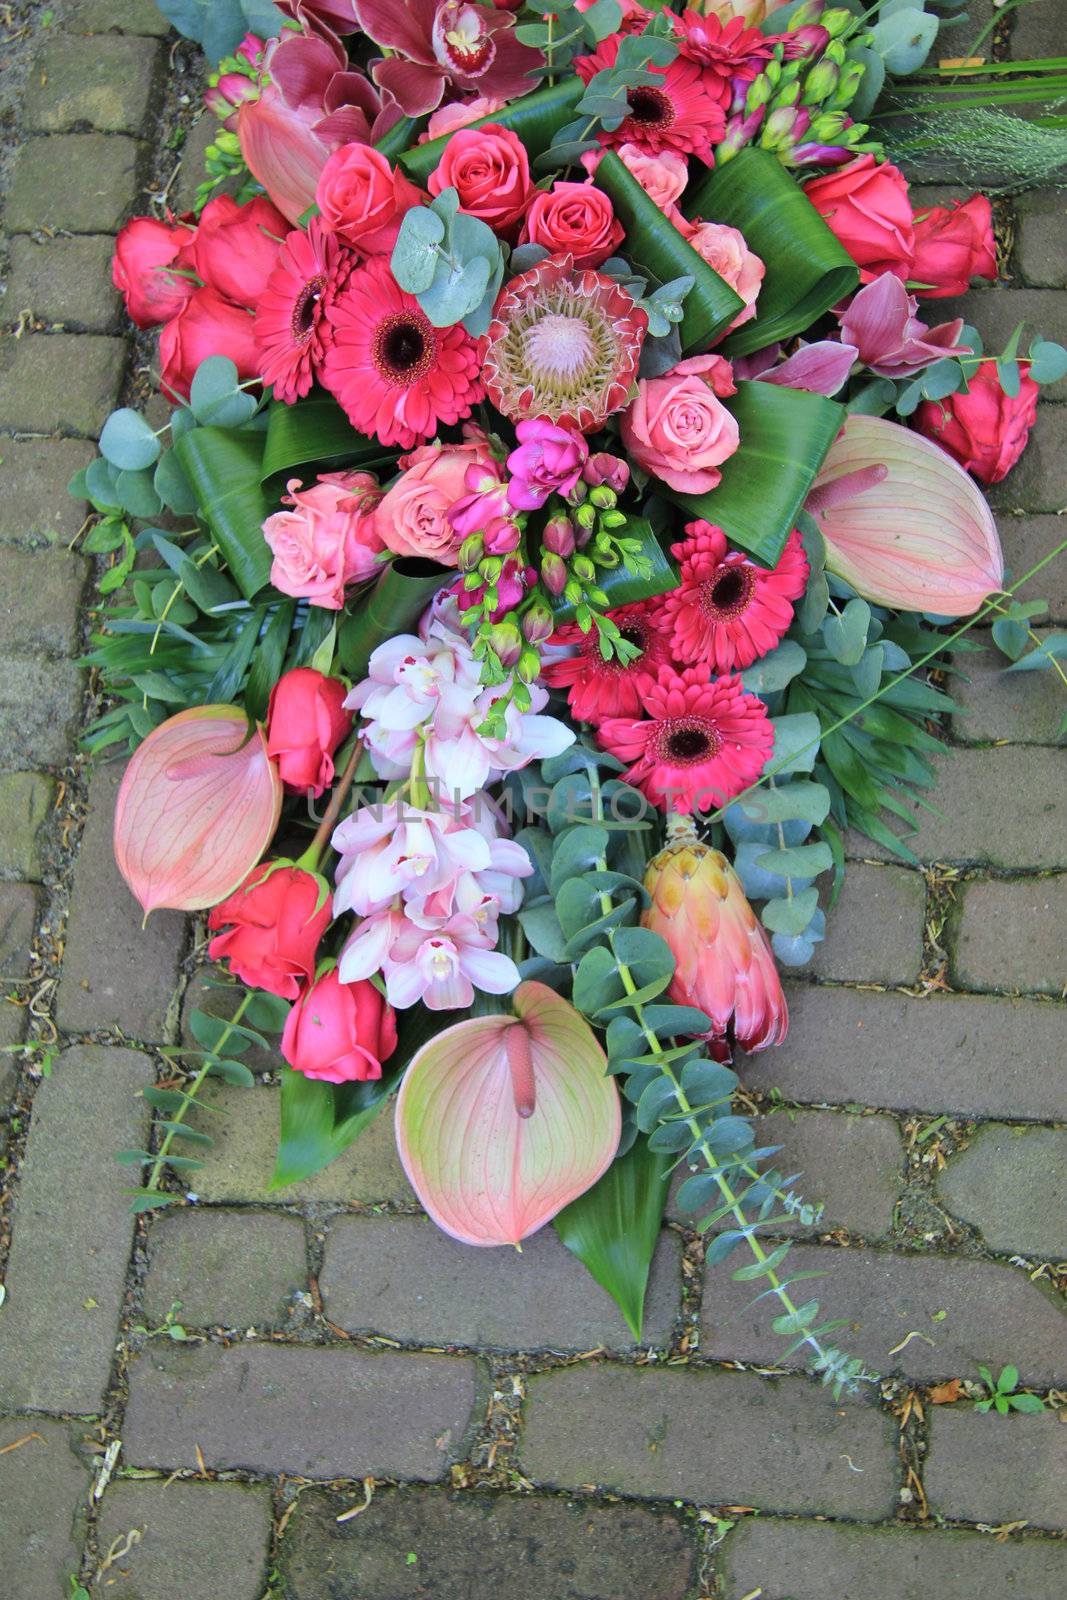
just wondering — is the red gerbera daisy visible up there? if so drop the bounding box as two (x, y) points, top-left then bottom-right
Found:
(673, 11), (780, 83)
(254, 219), (356, 405)
(597, 665), (773, 815)
(655, 521), (809, 675)
(323, 256), (485, 448)
(575, 36), (727, 162)
(541, 600), (673, 723)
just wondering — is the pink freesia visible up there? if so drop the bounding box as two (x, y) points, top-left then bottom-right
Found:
(352, 0), (544, 116)
(506, 418), (588, 511)
(237, 32), (402, 224)
(394, 981), (621, 1245)
(805, 414), (1004, 615)
(114, 706), (282, 917)
(838, 272), (969, 379)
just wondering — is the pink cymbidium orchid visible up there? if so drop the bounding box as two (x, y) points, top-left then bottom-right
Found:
(837, 272), (969, 380)
(352, 0), (544, 117)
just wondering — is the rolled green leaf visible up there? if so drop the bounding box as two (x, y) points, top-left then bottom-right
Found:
(594, 151), (744, 354)
(685, 148), (859, 359)
(667, 380), (844, 568)
(399, 77), (586, 186)
(550, 515), (678, 622)
(261, 393), (394, 486)
(374, 114), (426, 163)
(337, 557), (450, 679)
(174, 424), (273, 599)
(554, 1139), (671, 1340)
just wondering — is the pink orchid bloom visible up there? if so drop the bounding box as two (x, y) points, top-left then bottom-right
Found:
(276, 1), (361, 45)
(332, 799), (493, 918)
(739, 339), (859, 397)
(237, 31), (403, 223)
(838, 273), (970, 381)
(351, 0), (544, 116)
(382, 912), (520, 1010)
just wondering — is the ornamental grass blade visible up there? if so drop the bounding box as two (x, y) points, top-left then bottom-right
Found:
(113, 705), (282, 916)
(554, 1139), (671, 1339)
(686, 147), (860, 358)
(261, 392), (393, 486)
(668, 380), (843, 567)
(806, 415), (1004, 615)
(593, 151), (744, 354)
(395, 981), (621, 1247)
(173, 425), (273, 599)
(399, 77), (585, 184)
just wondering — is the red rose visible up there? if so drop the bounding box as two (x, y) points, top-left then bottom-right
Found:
(183, 194), (289, 308)
(911, 195), (996, 300)
(266, 667), (353, 797)
(207, 862), (330, 999)
(281, 968), (398, 1084)
(159, 286), (261, 400)
(316, 143), (425, 254)
(804, 154), (914, 284)
(915, 359), (1039, 485)
(428, 123), (532, 237)
(519, 179), (624, 270)
(112, 215), (195, 330)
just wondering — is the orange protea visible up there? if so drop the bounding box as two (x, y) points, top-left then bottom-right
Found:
(642, 820), (787, 1061)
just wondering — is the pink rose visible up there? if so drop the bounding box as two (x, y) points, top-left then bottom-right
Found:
(263, 470), (385, 607)
(615, 142), (689, 210)
(803, 153), (914, 284)
(267, 667), (353, 797)
(911, 195), (996, 300)
(182, 194), (288, 308)
(677, 218), (765, 334)
(281, 968), (398, 1085)
(621, 353), (740, 494)
(423, 95), (507, 141)
(520, 180), (624, 270)
(506, 418), (588, 510)
(375, 435), (499, 566)
(111, 215), (195, 330)
(159, 286), (260, 401)
(316, 142), (425, 254)
(428, 123), (532, 237)
(915, 359), (1040, 485)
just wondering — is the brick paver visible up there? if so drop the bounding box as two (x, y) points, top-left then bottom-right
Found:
(0, 7), (1064, 1598)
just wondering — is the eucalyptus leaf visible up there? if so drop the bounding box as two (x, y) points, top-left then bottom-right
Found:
(100, 408), (161, 472)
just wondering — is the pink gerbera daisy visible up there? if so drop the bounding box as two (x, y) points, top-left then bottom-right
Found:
(655, 521), (809, 675)
(575, 36), (727, 162)
(673, 11), (780, 83)
(597, 665), (773, 815)
(323, 256), (485, 448)
(541, 600), (674, 724)
(254, 219), (355, 405)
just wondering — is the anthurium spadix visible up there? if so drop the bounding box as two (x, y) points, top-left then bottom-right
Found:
(114, 705), (283, 916)
(395, 981), (621, 1247)
(805, 414), (1004, 617)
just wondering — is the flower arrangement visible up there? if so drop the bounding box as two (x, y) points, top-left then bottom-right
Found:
(80, 0), (1067, 1395)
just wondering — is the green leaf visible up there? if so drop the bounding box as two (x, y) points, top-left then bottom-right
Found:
(517, 900), (569, 962)
(242, 990), (292, 1033)
(741, 638), (807, 694)
(100, 408), (161, 472)
(761, 887), (820, 935)
(261, 392), (390, 485)
(554, 1139), (669, 1339)
(755, 842), (834, 878)
(391, 204), (447, 295)
(399, 76), (586, 185)
(1007, 1392), (1047, 1413)
(337, 558), (451, 680)
(173, 426), (272, 599)
(189, 355), (258, 428)
(1027, 338), (1067, 386)
(593, 151), (743, 353)
(271, 1065), (386, 1189)
(1003, 631), (1067, 672)
(666, 381), (843, 568)
(686, 148), (859, 359)
(735, 781), (831, 827)
(205, 1058), (256, 1087)
(244, 599), (296, 722)
(871, 7), (938, 75)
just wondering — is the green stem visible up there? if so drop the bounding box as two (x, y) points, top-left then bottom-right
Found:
(146, 990), (253, 1192)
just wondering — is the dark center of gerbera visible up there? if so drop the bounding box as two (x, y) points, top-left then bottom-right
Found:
(627, 86), (675, 130)
(291, 275), (325, 344)
(703, 562), (756, 620)
(661, 717), (722, 765)
(586, 620), (647, 674)
(374, 312), (435, 386)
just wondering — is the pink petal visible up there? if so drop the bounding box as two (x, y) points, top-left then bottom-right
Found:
(395, 981), (621, 1246)
(114, 707), (283, 916)
(353, 0), (438, 63)
(371, 55), (445, 116)
(762, 340), (858, 396)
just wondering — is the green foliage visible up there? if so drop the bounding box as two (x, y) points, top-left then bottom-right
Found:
(391, 187), (505, 335)
(974, 1364), (1047, 1415)
(153, 0), (284, 62)
(517, 746), (873, 1393)
(554, 1139), (671, 1340)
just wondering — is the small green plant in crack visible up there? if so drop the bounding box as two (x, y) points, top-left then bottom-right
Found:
(974, 1364), (1046, 1415)
(131, 1298), (190, 1342)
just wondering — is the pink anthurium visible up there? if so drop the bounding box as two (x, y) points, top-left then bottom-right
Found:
(395, 981), (621, 1247)
(114, 706), (283, 917)
(805, 414), (1004, 616)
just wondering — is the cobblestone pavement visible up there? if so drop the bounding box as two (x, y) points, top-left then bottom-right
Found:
(0, 4), (1065, 1598)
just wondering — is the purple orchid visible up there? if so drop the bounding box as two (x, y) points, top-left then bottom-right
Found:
(838, 272), (970, 380)
(351, 0), (544, 117)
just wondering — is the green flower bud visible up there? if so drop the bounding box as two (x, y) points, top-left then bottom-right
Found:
(822, 8), (854, 38)
(801, 59), (839, 106)
(589, 484), (616, 509)
(459, 534), (484, 571)
(809, 109), (848, 141)
(599, 509), (626, 528)
(773, 79), (801, 109)
(563, 577), (583, 605)
(572, 554), (596, 582)
(575, 501), (597, 530)
(487, 620), (523, 667)
(478, 556), (502, 582)
(516, 648), (542, 685)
